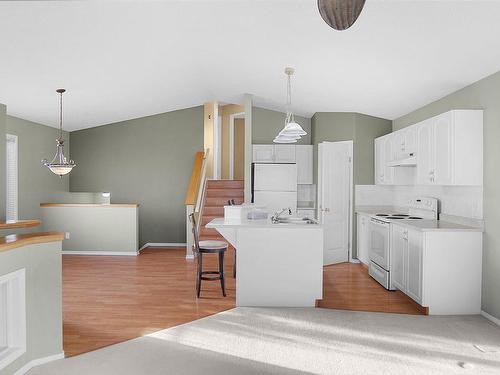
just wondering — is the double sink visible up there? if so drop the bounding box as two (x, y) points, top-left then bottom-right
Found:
(273, 217), (318, 225)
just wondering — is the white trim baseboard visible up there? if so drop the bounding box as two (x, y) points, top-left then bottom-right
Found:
(481, 310), (500, 326)
(138, 243), (187, 252)
(13, 352), (64, 375)
(62, 251), (138, 256)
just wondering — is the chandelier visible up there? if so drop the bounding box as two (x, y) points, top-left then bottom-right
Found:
(42, 89), (76, 177)
(274, 68), (307, 144)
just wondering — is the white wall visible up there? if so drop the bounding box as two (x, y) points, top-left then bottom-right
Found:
(355, 184), (483, 219)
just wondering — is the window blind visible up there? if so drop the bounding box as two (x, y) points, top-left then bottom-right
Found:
(6, 134), (18, 222)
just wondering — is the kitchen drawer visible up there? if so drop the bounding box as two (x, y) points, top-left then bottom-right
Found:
(369, 261), (389, 289)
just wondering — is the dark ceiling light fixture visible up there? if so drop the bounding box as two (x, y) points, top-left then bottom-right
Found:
(42, 89), (76, 177)
(318, 0), (366, 30)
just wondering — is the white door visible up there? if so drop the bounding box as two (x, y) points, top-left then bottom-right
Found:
(318, 141), (352, 265)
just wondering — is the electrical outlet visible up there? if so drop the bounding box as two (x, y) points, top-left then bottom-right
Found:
(65, 232), (70, 240)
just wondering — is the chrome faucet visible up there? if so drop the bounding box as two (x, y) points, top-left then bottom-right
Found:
(271, 208), (292, 223)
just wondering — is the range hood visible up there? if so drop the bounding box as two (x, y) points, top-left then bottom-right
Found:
(387, 154), (417, 167)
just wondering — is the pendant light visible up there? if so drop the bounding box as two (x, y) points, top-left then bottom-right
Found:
(317, 0), (366, 31)
(42, 89), (76, 177)
(274, 67), (307, 143)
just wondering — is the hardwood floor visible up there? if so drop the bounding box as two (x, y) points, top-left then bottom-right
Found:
(62, 249), (424, 357)
(317, 263), (427, 315)
(63, 248), (236, 357)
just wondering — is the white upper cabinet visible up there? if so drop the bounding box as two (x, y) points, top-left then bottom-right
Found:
(433, 112), (454, 185)
(253, 144), (313, 185)
(416, 119), (434, 184)
(252, 144), (296, 163)
(295, 145), (313, 184)
(252, 145), (275, 163)
(374, 135), (394, 185)
(274, 145), (296, 163)
(377, 109), (483, 186)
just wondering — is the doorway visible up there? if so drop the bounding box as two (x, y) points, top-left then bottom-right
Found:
(317, 141), (353, 265)
(219, 104), (245, 180)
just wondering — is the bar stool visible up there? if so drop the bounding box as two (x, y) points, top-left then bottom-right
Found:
(189, 213), (228, 297)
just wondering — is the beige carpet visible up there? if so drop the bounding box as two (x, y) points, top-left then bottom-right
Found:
(29, 308), (500, 374)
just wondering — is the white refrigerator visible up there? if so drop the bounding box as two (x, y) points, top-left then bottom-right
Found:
(252, 163), (297, 214)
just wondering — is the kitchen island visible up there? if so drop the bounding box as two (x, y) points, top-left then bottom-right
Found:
(206, 218), (323, 307)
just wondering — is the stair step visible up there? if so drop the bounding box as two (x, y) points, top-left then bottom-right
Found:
(203, 206), (224, 216)
(205, 189), (244, 198)
(201, 215), (220, 225)
(206, 180), (244, 189)
(205, 197), (244, 207)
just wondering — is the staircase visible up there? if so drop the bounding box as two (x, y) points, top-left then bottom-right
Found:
(199, 180), (244, 240)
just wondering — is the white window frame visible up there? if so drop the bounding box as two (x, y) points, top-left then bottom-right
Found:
(6, 134), (18, 222)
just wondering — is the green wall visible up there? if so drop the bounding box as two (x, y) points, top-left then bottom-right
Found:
(6, 116), (70, 222)
(1, 242), (63, 375)
(311, 112), (392, 256)
(393, 70), (500, 320)
(69, 106), (204, 246)
(252, 107), (311, 144)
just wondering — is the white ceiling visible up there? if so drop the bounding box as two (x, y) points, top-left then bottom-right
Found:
(1, 0), (500, 131)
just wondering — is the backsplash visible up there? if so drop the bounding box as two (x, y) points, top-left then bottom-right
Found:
(355, 185), (483, 219)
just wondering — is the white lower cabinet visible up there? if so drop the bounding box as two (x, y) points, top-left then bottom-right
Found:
(406, 229), (423, 304)
(356, 213), (370, 265)
(391, 226), (423, 304)
(390, 223), (482, 314)
(390, 224), (407, 292)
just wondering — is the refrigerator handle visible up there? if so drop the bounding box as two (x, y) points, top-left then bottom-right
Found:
(251, 163), (255, 203)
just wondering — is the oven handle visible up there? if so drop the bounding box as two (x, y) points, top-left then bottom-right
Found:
(370, 218), (390, 227)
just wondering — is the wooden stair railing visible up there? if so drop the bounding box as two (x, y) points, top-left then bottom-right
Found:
(185, 149), (209, 259)
(185, 151), (205, 206)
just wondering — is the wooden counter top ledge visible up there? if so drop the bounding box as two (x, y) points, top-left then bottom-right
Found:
(0, 232), (64, 253)
(40, 203), (139, 208)
(0, 219), (42, 230)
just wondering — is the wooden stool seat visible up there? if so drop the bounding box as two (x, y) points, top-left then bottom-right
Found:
(198, 240), (228, 252)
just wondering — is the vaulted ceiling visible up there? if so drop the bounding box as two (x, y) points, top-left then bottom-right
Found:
(1, 0), (500, 131)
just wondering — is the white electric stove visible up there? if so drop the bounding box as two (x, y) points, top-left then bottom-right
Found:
(368, 197), (439, 289)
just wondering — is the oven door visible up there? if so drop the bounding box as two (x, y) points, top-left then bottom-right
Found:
(369, 218), (390, 270)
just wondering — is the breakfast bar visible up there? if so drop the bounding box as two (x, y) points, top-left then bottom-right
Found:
(207, 218), (323, 307)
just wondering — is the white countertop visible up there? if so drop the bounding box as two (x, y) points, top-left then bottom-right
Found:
(355, 206), (483, 232)
(206, 218), (322, 229)
(390, 219), (483, 232)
